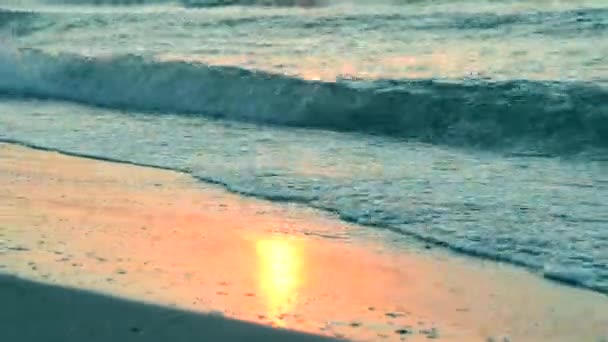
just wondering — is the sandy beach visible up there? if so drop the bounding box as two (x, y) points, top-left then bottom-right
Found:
(1, 142), (608, 342)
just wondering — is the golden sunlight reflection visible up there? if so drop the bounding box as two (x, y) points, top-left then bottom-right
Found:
(255, 238), (303, 327)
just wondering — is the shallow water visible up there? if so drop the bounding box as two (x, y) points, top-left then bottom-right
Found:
(1, 0), (607, 293)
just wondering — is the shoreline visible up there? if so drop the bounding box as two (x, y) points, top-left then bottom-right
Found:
(4, 137), (605, 296)
(1, 142), (607, 341)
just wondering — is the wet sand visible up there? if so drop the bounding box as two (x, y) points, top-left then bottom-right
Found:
(1, 142), (607, 341)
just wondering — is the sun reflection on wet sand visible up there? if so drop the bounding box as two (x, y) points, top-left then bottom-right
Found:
(256, 238), (304, 327)
(4, 144), (608, 341)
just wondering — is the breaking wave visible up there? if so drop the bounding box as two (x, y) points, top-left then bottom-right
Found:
(1, 49), (607, 153)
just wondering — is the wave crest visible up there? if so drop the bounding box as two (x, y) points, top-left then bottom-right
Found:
(1, 49), (607, 153)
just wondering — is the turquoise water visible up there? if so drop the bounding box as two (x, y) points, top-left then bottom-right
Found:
(1, 0), (608, 293)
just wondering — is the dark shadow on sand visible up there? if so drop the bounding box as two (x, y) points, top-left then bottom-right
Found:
(0, 274), (345, 342)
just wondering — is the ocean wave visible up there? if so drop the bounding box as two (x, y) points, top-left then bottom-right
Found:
(0, 9), (35, 26)
(0, 9), (55, 37)
(283, 7), (608, 34)
(5, 6), (606, 38)
(1, 49), (607, 153)
(181, 0), (327, 7)
(26, 0), (325, 6)
(38, 0), (172, 4)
